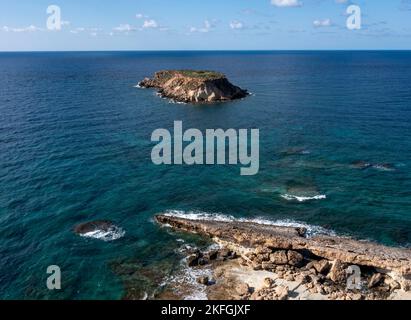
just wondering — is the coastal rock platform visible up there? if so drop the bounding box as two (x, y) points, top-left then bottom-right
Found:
(155, 214), (411, 300)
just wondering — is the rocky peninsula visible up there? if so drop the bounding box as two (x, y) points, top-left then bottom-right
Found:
(138, 70), (248, 103)
(155, 214), (411, 300)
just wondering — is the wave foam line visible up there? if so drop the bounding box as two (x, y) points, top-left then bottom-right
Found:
(80, 227), (125, 242)
(281, 194), (327, 202)
(163, 210), (335, 237)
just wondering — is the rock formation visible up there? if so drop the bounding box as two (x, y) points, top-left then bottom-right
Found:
(138, 70), (248, 103)
(155, 214), (411, 299)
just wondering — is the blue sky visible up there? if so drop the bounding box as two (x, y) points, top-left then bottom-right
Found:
(1, 0), (411, 51)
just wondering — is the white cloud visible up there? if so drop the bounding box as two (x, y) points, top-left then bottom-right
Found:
(69, 27), (102, 35)
(136, 13), (148, 19)
(313, 18), (332, 27)
(142, 19), (158, 29)
(2, 25), (43, 32)
(271, 0), (302, 7)
(113, 24), (136, 32)
(189, 20), (215, 33)
(230, 20), (244, 30)
(70, 27), (85, 34)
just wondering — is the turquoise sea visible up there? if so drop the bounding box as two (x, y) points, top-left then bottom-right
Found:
(0, 51), (410, 299)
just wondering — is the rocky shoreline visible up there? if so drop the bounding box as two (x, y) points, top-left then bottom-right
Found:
(138, 70), (248, 103)
(155, 214), (411, 300)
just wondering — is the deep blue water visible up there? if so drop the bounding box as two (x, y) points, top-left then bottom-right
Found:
(0, 51), (410, 299)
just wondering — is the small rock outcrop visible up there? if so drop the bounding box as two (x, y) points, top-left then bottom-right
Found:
(73, 220), (125, 241)
(138, 70), (248, 103)
(74, 220), (115, 235)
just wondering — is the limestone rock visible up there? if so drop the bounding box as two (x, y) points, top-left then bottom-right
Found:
(270, 250), (288, 265)
(368, 273), (383, 288)
(328, 260), (347, 283)
(275, 285), (289, 300)
(263, 277), (275, 289)
(138, 70), (248, 103)
(287, 250), (304, 266)
(235, 283), (250, 296)
(155, 215), (411, 285)
(313, 260), (331, 274)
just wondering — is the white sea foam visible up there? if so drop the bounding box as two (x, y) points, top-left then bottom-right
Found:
(163, 209), (335, 237)
(161, 252), (212, 300)
(372, 164), (395, 172)
(80, 226), (125, 242)
(134, 83), (142, 88)
(280, 194), (327, 202)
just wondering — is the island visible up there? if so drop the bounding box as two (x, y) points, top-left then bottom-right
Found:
(154, 214), (411, 300)
(138, 70), (248, 103)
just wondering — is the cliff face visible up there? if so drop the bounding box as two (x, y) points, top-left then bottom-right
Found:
(138, 70), (248, 103)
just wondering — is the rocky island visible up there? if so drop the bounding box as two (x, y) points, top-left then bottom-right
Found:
(155, 214), (411, 300)
(138, 70), (248, 103)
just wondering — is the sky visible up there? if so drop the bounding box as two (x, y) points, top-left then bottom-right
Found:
(0, 0), (411, 51)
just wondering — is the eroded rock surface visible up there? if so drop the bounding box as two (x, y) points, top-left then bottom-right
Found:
(155, 214), (411, 277)
(154, 214), (411, 301)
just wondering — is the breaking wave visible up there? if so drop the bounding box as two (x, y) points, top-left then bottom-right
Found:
(80, 226), (125, 242)
(280, 194), (327, 202)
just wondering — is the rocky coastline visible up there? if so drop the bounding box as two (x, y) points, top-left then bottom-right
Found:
(138, 70), (248, 103)
(155, 214), (411, 300)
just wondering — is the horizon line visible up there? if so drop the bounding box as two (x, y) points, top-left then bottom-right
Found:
(1, 49), (411, 53)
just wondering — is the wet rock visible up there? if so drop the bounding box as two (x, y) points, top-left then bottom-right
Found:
(270, 250), (288, 265)
(351, 161), (372, 169)
(205, 250), (219, 261)
(74, 220), (115, 235)
(73, 220), (124, 241)
(316, 284), (326, 295)
(218, 249), (236, 260)
(187, 254), (201, 267)
(197, 276), (209, 285)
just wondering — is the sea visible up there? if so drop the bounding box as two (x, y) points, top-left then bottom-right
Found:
(0, 51), (410, 299)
